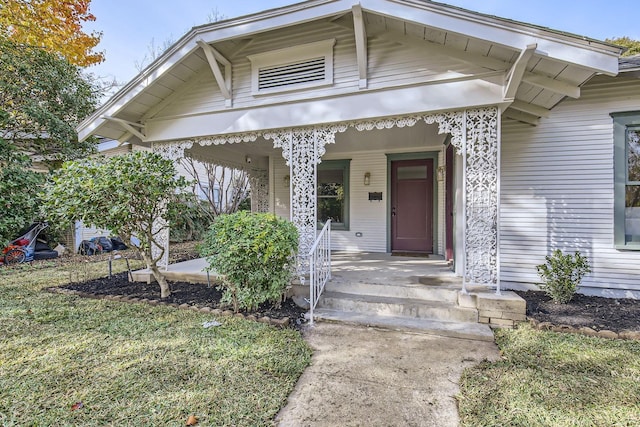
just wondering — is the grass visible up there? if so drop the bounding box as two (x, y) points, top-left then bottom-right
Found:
(458, 324), (640, 427)
(0, 255), (311, 426)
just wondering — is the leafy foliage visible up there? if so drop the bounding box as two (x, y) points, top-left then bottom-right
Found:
(41, 151), (188, 297)
(0, 0), (103, 66)
(606, 36), (640, 57)
(201, 212), (299, 312)
(0, 39), (98, 169)
(166, 197), (211, 243)
(536, 249), (591, 303)
(0, 158), (45, 245)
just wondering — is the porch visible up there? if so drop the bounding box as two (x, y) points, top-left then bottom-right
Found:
(132, 252), (525, 340)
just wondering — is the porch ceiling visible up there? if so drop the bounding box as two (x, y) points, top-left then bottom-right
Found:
(186, 121), (446, 167)
(79, 0), (622, 143)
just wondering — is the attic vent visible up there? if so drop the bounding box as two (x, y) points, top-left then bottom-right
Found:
(248, 39), (335, 95)
(258, 57), (325, 90)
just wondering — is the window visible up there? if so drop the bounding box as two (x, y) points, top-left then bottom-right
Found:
(317, 160), (350, 230)
(613, 112), (640, 249)
(247, 39), (335, 95)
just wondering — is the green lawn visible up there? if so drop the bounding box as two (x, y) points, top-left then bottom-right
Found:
(0, 258), (311, 426)
(458, 324), (640, 427)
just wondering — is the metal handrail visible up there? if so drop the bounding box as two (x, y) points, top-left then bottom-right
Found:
(308, 219), (331, 325)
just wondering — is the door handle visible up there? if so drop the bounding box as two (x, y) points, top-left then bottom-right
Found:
(392, 207), (396, 217)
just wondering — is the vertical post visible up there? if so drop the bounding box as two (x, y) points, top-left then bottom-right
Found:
(328, 219), (332, 280)
(496, 109), (502, 295)
(461, 110), (468, 294)
(151, 140), (193, 270)
(309, 249), (315, 325)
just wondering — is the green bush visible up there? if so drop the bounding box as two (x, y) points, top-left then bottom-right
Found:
(167, 198), (212, 243)
(200, 211), (299, 312)
(536, 249), (591, 303)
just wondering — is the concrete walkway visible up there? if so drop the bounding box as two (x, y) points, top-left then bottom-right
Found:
(275, 323), (499, 427)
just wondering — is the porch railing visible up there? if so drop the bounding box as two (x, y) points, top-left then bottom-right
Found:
(308, 219), (331, 325)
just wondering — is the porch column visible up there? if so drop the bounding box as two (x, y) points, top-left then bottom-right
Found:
(248, 169), (269, 213)
(151, 140), (194, 270)
(265, 125), (346, 272)
(426, 107), (500, 291)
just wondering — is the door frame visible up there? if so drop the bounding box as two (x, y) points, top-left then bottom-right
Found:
(386, 151), (440, 253)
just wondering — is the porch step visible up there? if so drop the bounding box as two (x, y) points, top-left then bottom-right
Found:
(325, 280), (460, 303)
(318, 291), (478, 323)
(311, 309), (494, 342)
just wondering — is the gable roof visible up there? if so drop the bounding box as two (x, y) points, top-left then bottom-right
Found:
(78, 0), (622, 142)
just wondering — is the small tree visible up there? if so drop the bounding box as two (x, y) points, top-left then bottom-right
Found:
(536, 249), (591, 304)
(179, 157), (249, 219)
(42, 151), (187, 298)
(200, 211), (298, 312)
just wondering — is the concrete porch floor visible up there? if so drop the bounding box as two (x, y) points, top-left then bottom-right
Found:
(329, 252), (461, 288)
(131, 252), (459, 287)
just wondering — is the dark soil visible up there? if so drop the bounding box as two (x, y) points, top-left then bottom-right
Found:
(516, 291), (640, 332)
(61, 272), (308, 328)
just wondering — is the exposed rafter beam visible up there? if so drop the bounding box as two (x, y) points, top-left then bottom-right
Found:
(352, 4), (367, 89)
(504, 109), (540, 126)
(378, 32), (581, 99)
(522, 73), (580, 98)
(117, 131), (133, 144)
(102, 116), (146, 141)
(504, 44), (537, 100)
(196, 40), (232, 107)
(229, 39), (254, 58)
(509, 100), (551, 118)
(142, 73), (211, 120)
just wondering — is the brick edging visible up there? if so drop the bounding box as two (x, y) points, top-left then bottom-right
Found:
(45, 287), (290, 328)
(526, 317), (640, 340)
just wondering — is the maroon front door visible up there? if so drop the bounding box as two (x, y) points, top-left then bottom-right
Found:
(391, 159), (433, 253)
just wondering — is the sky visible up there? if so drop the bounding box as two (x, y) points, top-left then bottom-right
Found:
(83, 0), (640, 87)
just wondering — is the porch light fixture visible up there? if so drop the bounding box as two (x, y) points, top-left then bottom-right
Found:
(364, 172), (371, 186)
(284, 174), (290, 188)
(437, 165), (445, 182)
(245, 155), (252, 164)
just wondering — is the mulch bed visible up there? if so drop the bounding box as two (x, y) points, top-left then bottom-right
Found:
(516, 290), (640, 333)
(57, 272), (308, 329)
(53, 267), (640, 335)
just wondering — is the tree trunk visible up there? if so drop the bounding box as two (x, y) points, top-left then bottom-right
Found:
(141, 250), (171, 298)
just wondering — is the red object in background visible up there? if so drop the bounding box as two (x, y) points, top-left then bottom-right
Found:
(15, 239), (29, 246)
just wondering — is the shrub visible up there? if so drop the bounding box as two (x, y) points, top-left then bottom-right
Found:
(536, 249), (591, 303)
(167, 198), (212, 243)
(200, 211), (299, 312)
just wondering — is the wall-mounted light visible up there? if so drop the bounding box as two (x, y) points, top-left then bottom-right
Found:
(437, 165), (445, 182)
(283, 174), (290, 188)
(364, 171), (371, 186)
(245, 155), (252, 164)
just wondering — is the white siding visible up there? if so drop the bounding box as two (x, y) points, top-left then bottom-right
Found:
(330, 151), (387, 252)
(501, 76), (640, 297)
(153, 20), (483, 120)
(272, 155), (290, 220)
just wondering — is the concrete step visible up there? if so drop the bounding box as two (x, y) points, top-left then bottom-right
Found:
(318, 291), (479, 323)
(311, 309), (494, 342)
(325, 280), (460, 303)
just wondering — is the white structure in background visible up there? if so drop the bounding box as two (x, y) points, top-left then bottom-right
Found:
(76, 0), (640, 299)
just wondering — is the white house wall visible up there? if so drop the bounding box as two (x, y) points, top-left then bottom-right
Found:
(270, 146), (446, 254)
(501, 75), (640, 298)
(153, 20), (490, 120)
(147, 18), (504, 142)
